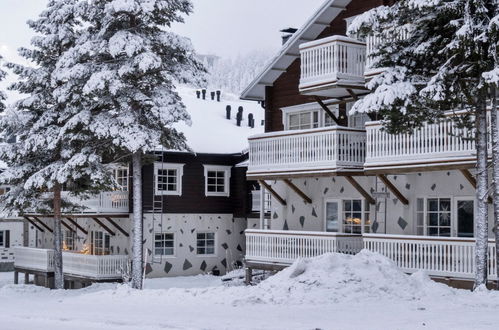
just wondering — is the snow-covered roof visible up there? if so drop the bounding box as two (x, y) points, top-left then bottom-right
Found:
(171, 87), (264, 154)
(240, 0), (351, 101)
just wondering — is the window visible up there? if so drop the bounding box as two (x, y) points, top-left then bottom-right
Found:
(342, 200), (363, 234)
(91, 231), (111, 255)
(154, 163), (184, 196)
(427, 198), (451, 237)
(0, 231), (9, 248)
(0, 186), (11, 195)
(114, 167), (129, 191)
(154, 233), (175, 256)
(63, 230), (76, 251)
(203, 165), (231, 197)
(416, 198), (425, 236)
(197, 232), (215, 255)
(288, 110), (320, 130)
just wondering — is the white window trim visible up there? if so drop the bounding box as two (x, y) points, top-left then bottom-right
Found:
(114, 166), (129, 191)
(196, 231), (217, 257)
(203, 165), (231, 197)
(154, 162), (185, 196)
(323, 198), (369, 234)
(153, 232), (176, 258)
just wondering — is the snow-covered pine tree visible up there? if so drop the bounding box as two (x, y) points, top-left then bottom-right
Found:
(349, 0), (498, 289)
(0, 0), (116, 289)
(54, 0), (205, 289)
(0, 55), (6, 112)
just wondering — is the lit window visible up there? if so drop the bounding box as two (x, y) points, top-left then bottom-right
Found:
(63, 230), (76, 251)
(343, 200), (363, 234)
(154, 233), (175, 256)
(203, 165), (231, 197)
(154, 163), (184, 196)
(91, 231), (110, 255)
(197, 232), (215, 255)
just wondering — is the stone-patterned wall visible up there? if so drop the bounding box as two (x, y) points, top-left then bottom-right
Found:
(264, 170), (493, 236)
(0, 220), (27, 263)
(143, 214), (246, 278)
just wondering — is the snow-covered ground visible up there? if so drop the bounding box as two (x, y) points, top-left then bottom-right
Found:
(1, 251), (499, 330)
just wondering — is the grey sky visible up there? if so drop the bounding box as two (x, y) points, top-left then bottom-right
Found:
(0, 0), (324, 100)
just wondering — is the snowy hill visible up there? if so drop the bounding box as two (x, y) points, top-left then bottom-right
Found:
(173, 86), (264, 154)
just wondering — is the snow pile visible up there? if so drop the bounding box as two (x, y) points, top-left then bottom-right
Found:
(230, 250), (454, 305)
(173, 86), (264, 154)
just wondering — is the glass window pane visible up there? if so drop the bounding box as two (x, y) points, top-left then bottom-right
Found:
(428, 199), (438, 212)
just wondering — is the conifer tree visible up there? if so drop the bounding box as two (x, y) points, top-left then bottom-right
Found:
(349, 0), (499, 289)
(55, 0), (205, 289)
(0, 0), (116, 289)
(0, 55), (6, 112)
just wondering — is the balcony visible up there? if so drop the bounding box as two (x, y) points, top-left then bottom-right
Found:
(14, 247), (129, 280)
(247, 126), (366, 179)
(364, 116), (480, 173)
(299, 35), (366, 98)
(245, 231), (498, 281)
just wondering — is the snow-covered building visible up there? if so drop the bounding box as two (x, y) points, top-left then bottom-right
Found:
(13, 88), (264, 288)
(241, 0), (497, 285)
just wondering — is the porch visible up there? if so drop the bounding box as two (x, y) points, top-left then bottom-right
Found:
(245, 230), (498, 281)
(14, 247), (129, 286)
(247, 126), (366, 179)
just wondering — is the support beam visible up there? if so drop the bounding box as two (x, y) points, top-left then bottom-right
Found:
(314, 96), (340, 125)
(283, 179), (312, 204)
(23, 216), (45, 233)
(284, 52), (300, 57)
(460, 169), (493, 203)
(61, 220), (76, 233)
(65, 217), (88, 235)
(91, 218), (116, 236)
(345, 176), (376, 205)
(32, 216), (53, 233)
(346, 89), (359, 101)
(377, 175), (409, 206)
(104, 217), (129, 237)
(259, 180), (287, 206)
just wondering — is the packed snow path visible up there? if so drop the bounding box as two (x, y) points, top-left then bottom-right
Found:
(1, 251), (499, 330)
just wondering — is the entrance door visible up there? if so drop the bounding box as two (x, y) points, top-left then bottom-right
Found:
(325, 200), (340, 232)
(455, 199), (474, 238)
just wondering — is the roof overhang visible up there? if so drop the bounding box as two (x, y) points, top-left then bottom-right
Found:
(240, 0), (352, 101)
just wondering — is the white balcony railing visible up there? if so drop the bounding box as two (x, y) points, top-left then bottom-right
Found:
(245, 230), (363, 265)
(365, 117), (477, 168)
(14, 247), (128, 280)
(364, 234), (498, 280)
(248, 126), (366, 176)
(299, 35), (366, 92)
(48, 191), (129, 214)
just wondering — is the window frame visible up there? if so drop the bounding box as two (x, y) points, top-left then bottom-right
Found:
(196, 232), (216, 256)
(203, 165), (231, 197)
(324, 198), (370, 234)
(154, 162), (185, 196)
(153, 232), (176, 257)
(114, 167), (129, 191)
(91, 231), (111, 256)
(63, 230), (76, 251)
(0, 230), (4, 248)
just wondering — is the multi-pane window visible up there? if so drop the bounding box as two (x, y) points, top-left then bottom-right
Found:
(288, 111), (320, 130)
(154, 163), (184, 196)
(0, 231), (4, 247)
(63, 230), (76, 251)
(427, 198), (451, 237)
(197, 232), (215, 255)
(416, 198), (425, 236)
(92, 231), (111, 255)
(154, 233), (174, 256)
(204, 165), (231, 197)
(114, 168), (129, 191)
(342, 200), (363, 234)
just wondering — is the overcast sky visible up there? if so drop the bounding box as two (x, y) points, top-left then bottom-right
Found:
(0, 0), (325, 101)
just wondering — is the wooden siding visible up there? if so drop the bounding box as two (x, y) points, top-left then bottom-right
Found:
(130, 152), (252, 216)
(266, 0), (394, 133)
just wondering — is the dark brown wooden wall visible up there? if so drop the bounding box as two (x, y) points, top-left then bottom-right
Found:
(265, 0), (391, 133)
(131, 152), (252, 216)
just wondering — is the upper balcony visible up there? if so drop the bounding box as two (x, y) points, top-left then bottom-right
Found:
(299, 35), (367, 98)
(247, 126), (366, 179)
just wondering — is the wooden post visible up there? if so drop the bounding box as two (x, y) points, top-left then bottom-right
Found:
(24, 272), (29, 284)
(245, 267), (253, 285)
(14, 271), (18, 285)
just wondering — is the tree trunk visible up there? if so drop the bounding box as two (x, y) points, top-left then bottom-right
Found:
(53, 182), (64, 289)
(474, 99), (489, 290)
(131, 151), (143, 289)
(491, 86), (499, 290)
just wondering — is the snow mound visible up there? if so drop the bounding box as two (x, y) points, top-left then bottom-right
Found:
(230, 250), (455, 305)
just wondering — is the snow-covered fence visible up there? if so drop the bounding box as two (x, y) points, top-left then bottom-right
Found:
(248, 126), (366, 175)
(245, 230), (363, 265)
(363, 234), (497, 280)
(299, 35), (366, 90)
(14, 247), (55, 272)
